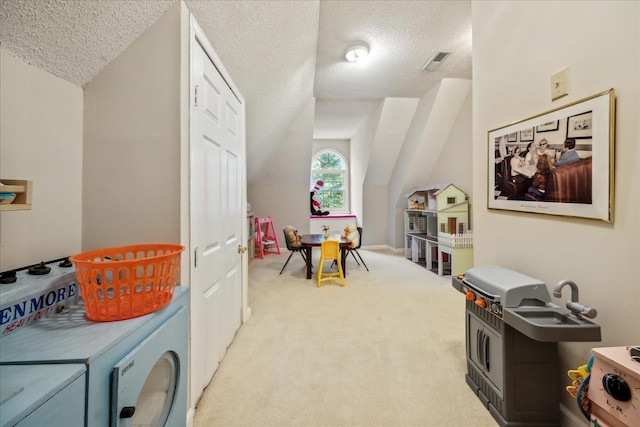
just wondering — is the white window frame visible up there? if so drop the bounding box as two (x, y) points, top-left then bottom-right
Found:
(311, 149), (349, 214)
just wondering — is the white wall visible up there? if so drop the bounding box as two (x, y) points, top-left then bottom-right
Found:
(0, 49), (83, 271)
(365, 98), (420, 187)
(83, 2), (185, 251)
(426, 91), (473, 218)
(247, 99), (316, 236)
(472, 1), (639, 425)
(387, 79), (472, 248)
(248, 184), (311, 236)
(360, 98), (420, 246)
(362, 185), (388, 246)
(351, 101), (384, 231)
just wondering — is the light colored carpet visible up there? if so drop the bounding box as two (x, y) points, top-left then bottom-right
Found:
(193, 248), (498, 427)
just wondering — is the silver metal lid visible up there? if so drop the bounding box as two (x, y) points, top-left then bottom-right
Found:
(463, 265), (551, 307)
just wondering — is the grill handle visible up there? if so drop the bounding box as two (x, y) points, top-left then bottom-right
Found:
(475, 329), (491, 372)
(477, 329), (484, 367)
(462, 279), (501, 302)
(484, 334), (490, 372)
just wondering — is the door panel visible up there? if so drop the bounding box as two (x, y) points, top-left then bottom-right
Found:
(204, 138), (222, 251)
(467, 312), (482, 369)
(483, 324), (504, 395)
(466, 311), (504, 398)
(223, 266), (241, 351)
(203, 281), (222, 377)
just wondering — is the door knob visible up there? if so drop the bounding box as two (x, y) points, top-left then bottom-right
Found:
(238, 245), (247, 254)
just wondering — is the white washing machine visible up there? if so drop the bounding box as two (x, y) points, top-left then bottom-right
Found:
(0, 259), (189, 427)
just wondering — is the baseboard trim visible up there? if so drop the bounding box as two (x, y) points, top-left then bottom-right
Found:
(361, 244), (404, 254)
(186, 407), (195, 427)
(559, 403), (589, 427)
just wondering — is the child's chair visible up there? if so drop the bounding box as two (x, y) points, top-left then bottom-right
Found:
(316, 240), (345, 287)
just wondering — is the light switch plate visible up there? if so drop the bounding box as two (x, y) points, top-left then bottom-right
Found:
(551, 67), (569, 101)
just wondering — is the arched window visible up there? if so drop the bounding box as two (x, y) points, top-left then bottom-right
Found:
(311, 150), (349, 213)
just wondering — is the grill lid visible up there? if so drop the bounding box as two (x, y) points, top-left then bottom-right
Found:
(463, 265), (551, 307)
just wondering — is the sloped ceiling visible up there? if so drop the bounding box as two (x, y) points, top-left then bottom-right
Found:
(0, 0), (472, 185)
(0, 0), (175, 86)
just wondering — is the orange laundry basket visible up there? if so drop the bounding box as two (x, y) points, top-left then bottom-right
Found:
(70, 244), (185, 322)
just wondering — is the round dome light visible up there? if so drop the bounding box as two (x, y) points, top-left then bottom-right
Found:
(345, 45), (369, 63)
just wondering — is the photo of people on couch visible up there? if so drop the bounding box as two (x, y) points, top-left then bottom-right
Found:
(493, 112), (593, 204)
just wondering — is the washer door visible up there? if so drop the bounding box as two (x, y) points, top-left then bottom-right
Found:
(112, 307), (187, 427)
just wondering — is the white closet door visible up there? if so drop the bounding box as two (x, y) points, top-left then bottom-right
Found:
(190, 29), (244, 405)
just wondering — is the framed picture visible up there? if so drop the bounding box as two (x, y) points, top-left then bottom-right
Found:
(488, 89), (615, 222)
(567, 111), (593, 138)
(536, 120), (559, 132)
(520, 128), (534, 142)
(506, 132), (517, 142)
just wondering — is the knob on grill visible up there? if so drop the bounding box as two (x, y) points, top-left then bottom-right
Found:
(28, 262), (51, 275)
(0, 271), (17, 284)
(59, 257), (73, 268)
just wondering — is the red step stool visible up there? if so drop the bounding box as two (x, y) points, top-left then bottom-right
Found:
(254, 216), (280, 259)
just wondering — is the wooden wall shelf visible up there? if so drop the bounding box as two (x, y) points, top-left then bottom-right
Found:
(0, 179), (32, 211)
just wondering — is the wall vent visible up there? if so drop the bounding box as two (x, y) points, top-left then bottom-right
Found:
(421, 51), (452, 72)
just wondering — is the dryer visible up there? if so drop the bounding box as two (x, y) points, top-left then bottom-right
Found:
(0, 260), (189, 427)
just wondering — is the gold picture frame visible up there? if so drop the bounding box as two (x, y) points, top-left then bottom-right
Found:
(488, 89), (615, 223)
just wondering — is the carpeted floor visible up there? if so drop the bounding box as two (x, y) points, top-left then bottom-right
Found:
(193, 248), (498, 427)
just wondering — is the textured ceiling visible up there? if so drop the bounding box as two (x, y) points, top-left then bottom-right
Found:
(314, 1), (472, 139)
(0, 0), (472, 183)
(0, 0), (175, 87)
(314, 1), (472, 99)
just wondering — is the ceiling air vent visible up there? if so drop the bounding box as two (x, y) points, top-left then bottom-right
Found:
(421, 51), (452, 72)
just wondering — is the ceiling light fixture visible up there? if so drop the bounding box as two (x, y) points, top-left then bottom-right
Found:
(345, 44), (369, 63)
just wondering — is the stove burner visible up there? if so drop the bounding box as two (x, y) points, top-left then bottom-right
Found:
(59, 257), (73, 268)
(28, 262), (51, 275)
(0, 270), (17, 284)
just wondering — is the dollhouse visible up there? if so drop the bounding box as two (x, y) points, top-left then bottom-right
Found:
(404, 183), (473, 275)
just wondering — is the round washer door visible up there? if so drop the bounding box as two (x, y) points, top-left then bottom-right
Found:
(112, 307), (187, 427)
(130, 352), (178, 426)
